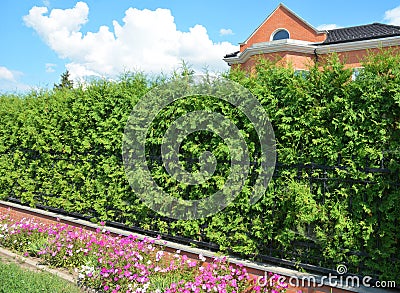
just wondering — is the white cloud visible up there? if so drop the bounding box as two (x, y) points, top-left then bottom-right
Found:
(23, 2), (238, 81)
(45, 63), (57, 73)
(0, 66), (16, 81)
(219, 28), (234, 36)
(0, 81), (31, 93)
(0, 66), (30, 92)
(66, 63), (101, 80)
(384, 6), (400, 25)
(316, 24), (341, 30)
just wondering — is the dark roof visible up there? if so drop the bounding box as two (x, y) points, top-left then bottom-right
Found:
(320, 23), (400, 45)
(224, 51), (240, 58)
(224, 23), (400, 59)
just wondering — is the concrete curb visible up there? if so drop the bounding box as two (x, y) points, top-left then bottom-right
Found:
(0, 246), (76, 284)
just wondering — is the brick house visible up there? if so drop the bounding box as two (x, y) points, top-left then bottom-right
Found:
(223, 3), (400, 73)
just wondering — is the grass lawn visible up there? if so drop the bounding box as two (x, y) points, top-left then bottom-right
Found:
(0, 257), (83, 293)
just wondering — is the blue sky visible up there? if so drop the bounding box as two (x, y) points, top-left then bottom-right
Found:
(1, 0), (400, 92)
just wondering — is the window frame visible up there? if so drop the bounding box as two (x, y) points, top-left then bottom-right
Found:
(294, 69), (309, 79)
(270, 28), (290, 41)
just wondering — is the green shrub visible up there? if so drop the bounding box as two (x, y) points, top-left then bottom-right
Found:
(0, 51), (399, 281)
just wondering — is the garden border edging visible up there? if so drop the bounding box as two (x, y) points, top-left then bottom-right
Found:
(0, 246), (75, 283)
(0, 200), (394, 293)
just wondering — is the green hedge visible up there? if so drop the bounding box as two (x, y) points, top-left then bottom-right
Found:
(0, 51), (399, 281)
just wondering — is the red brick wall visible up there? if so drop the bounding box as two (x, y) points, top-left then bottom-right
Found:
(283, 52), (315, 69)
(232, 46), (400, 72)
(320, 46), (400, 68)
(0, 203), (97, 232)
(231, 51), (315, 72)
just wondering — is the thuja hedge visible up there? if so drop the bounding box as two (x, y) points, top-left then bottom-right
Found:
(0, 51), (399, 281)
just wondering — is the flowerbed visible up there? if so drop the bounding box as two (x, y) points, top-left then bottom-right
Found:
(0, 213), (289, 293)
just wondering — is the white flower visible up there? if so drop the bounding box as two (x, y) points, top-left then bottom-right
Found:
(156, 250), (164, 261)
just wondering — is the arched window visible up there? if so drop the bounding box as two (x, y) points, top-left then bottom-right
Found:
(272, 29), (289, 41)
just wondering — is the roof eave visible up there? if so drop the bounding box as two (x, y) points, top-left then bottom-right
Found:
(315, 35), (400, 53)
(224, 36), (400, 65)
(224, 40), (316, 64)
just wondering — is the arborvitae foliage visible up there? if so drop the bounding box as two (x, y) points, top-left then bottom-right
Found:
(0, 51), (399, 281)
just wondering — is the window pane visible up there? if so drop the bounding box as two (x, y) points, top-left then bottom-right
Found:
(273, 30), (289, 40)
